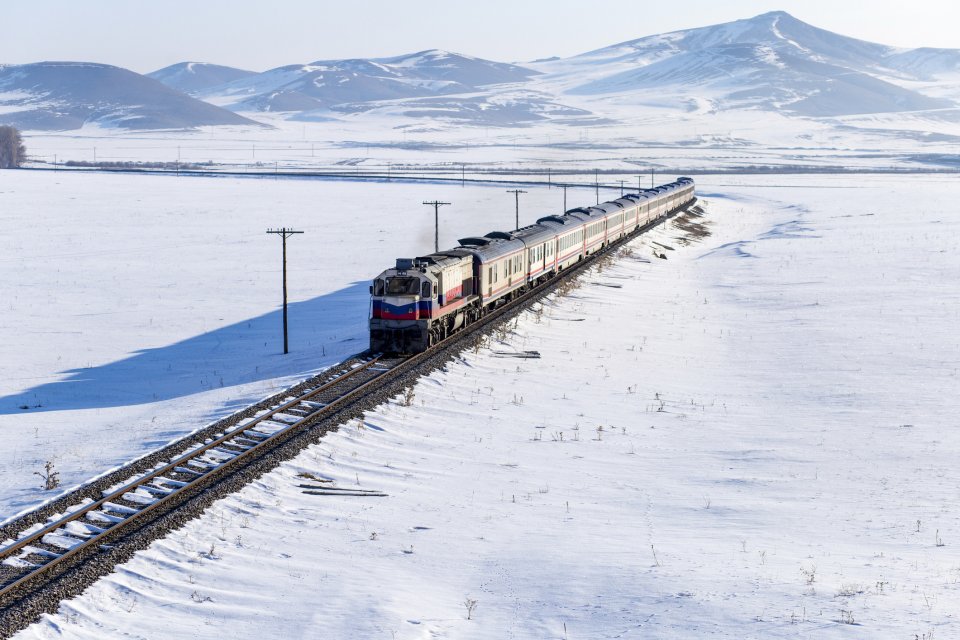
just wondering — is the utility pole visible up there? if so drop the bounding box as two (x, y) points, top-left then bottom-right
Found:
(506, 189), (527, 229)
(595, 169), (599, 204)
(562, 184), (568, 212)
(266, 228), (304, 354)
(634, 175), (644, 195)
(651, 168), (655, 188)
(423, 200), (450, 252)
(618, 179), (626, 197)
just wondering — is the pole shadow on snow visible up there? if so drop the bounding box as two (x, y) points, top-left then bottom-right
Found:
(0, 282), (370, 415)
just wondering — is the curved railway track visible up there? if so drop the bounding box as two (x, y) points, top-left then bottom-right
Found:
(0, 199), (698, 636)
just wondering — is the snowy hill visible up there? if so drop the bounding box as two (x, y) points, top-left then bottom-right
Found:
(202, 50), (540, 113)
(547, 11), (956, 117)
(198, 13), (959, 126)
(147, 62), (256, 95)
(0, 62), (260, 130)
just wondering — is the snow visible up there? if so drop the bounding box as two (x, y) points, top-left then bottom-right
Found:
(5, 172), (960, 638)
(770, 14), (815, 58)
(0, 170), (590, 521)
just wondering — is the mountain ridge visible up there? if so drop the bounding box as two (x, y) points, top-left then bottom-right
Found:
(0, 61), (261, 131)
(3, 12), (960, 132)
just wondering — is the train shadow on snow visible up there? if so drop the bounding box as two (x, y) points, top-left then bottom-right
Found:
(0, 282), (370, 415)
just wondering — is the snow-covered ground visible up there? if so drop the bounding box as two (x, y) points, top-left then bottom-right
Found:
(21, 108), (960, 175)
(0, 170), (584, 520)
(4, 171), (960, 638)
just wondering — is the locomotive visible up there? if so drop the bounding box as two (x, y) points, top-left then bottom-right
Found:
(370, 177), (695, 353)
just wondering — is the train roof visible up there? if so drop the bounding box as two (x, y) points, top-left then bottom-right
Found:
(592, 201), (626, 214)
(536, 214), (575, 226)
(565, 208), (605, 223)
(414, 250), (474, 269)
(505, 223), (558, 246)
(611, 197), (639, 208)
(458, 234), (526, 261)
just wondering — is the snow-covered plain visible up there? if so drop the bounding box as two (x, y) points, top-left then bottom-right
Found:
(0, 170), (584, 520)
(4, 171), (959, 638)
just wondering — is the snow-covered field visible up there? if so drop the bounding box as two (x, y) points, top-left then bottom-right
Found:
(22, 109), (960, 174)
(4, 171), (959, 638)
(0, 170), (583, 520)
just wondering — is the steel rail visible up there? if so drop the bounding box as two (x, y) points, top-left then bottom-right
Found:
(0, 355), (387, 598)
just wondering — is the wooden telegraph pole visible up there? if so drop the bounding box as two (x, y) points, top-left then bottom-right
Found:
(266, 228), (304, 354)
(506, 189), (527, 228)
(423, 201), (450, 253)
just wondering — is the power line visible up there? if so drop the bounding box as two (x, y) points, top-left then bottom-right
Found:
(266, 228), (304, 355)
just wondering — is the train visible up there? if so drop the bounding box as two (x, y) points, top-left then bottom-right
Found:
(369, 177), (696, 353)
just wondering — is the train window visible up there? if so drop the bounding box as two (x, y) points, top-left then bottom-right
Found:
(386, 277), (419, 295)
(373, 279), (385, 296)
(421, 281), (432, 299)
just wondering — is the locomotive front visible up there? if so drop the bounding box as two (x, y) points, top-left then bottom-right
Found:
(369, 258), (437, 353)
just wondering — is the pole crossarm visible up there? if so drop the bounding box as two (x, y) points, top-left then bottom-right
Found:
(266, 228), (304, 239)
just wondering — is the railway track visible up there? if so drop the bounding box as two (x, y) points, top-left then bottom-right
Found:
(0, 355), (404, 599)
(0, 199), (698, 636)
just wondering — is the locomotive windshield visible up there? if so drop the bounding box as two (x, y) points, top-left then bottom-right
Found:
(386, 277), (420, 295)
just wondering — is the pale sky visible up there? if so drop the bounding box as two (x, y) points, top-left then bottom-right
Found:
(4, 0), (959, 73)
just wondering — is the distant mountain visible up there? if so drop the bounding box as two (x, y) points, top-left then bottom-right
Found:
(4, 13), (960, 132)
(202, 50), (541, 112)
(0, 62), (261, 130)
(883, 48), (960, 81)
(547, 11), (956, 116)
(147, 62), (256, 95)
